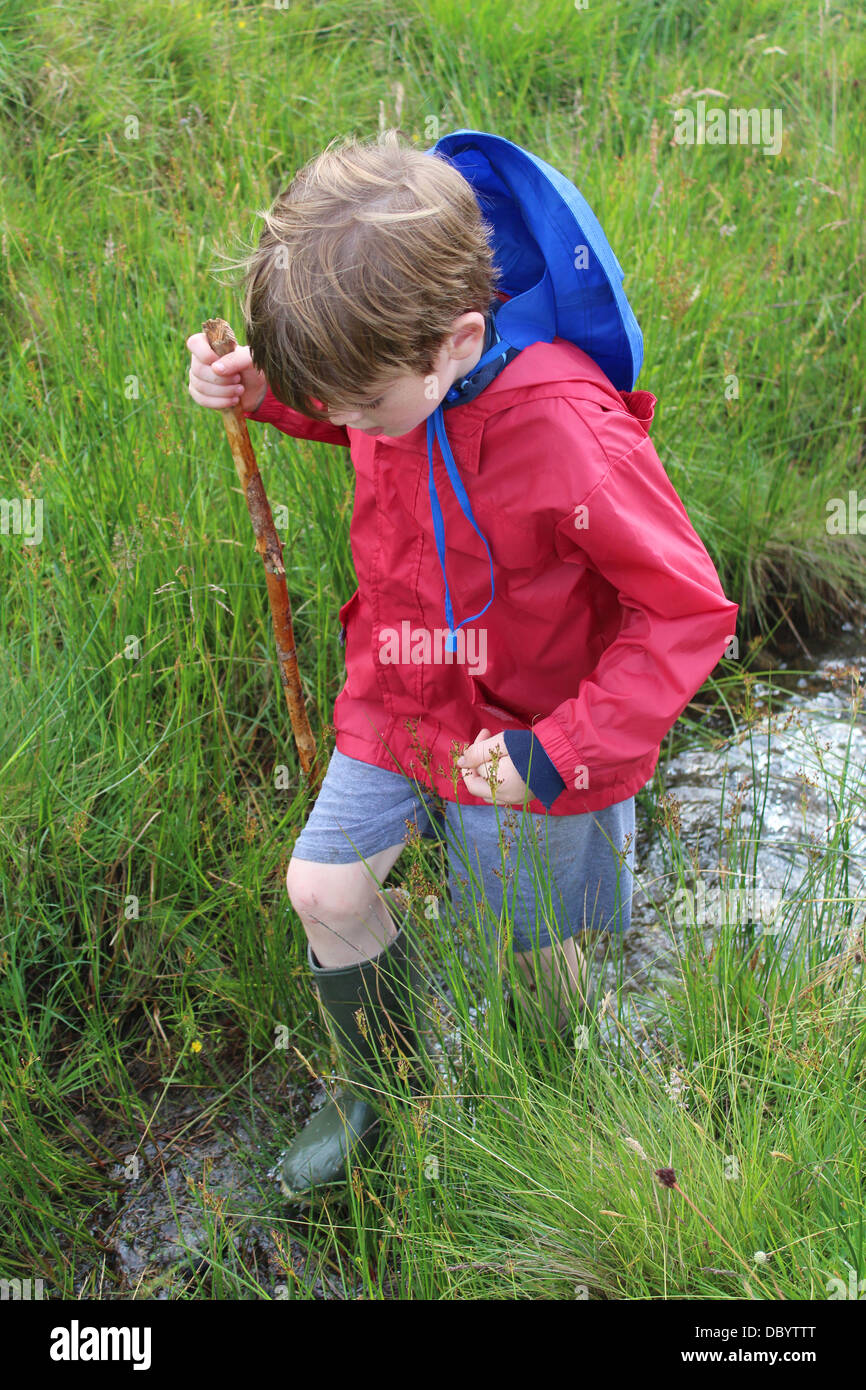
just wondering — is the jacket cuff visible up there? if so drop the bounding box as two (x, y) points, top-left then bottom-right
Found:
(502, 730), (567, 811)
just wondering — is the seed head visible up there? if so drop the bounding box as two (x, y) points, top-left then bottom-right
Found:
(654, 1166), (678, 1189)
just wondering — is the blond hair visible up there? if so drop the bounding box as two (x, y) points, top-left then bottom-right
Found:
(238, 129), (498, 421)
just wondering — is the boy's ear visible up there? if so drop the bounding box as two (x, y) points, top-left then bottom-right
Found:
(449, 311), (486, 360)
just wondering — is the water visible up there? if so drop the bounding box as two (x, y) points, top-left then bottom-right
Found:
(610, 616), (866, 1004)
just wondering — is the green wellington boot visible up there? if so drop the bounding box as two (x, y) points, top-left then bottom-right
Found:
(278, 909), (430, 1200)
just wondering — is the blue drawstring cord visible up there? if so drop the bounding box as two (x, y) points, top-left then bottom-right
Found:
(426, 336), (511, 653)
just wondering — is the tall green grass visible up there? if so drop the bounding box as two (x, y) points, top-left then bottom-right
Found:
(0, 0), (864, 1298)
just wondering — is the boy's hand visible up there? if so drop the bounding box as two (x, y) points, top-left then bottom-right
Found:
(456, 727), (532, 805)
(186, 332), (268, 414)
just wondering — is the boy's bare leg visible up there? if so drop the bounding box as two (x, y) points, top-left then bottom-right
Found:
(512, 931), (601, 1031)
(286, 844), (407, 968)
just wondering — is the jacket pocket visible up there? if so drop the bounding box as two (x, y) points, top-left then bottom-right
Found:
(468, 674), (532, 731)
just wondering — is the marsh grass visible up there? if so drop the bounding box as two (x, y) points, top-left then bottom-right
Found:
(1, 0), (864, 1299)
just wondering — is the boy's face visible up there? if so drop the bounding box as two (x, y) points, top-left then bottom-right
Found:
(324, 312), (486, 438)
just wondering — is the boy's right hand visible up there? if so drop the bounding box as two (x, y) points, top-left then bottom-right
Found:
(186, 332), (269, 414)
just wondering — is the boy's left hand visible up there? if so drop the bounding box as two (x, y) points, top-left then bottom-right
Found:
(456, 728), (532, 805)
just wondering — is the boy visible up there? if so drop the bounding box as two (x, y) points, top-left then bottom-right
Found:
(187, 129), (738, 1197)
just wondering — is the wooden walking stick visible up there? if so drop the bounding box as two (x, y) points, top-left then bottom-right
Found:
(203, 317), (322, 794)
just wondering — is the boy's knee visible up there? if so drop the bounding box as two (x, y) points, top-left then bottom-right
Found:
(285, 856), (375, 924)
(286, 858), (328, 917)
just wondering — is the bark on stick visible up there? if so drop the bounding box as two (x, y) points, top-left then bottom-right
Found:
(203, 317), (321, 793)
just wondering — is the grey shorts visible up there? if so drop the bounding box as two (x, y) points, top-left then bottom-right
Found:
(290, 747), (635, 953)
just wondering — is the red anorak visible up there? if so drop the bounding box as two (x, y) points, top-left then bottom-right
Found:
(246, 339), (738, 813)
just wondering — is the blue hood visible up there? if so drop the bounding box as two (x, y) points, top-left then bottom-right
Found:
(424, 129), (643, 652)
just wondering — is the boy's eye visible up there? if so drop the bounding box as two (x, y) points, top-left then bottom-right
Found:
(325, 393), (385, 414)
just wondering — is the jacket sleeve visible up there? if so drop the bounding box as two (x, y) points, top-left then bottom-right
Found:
(245, 383), (351, 448)
(530, 400), (739, 793)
